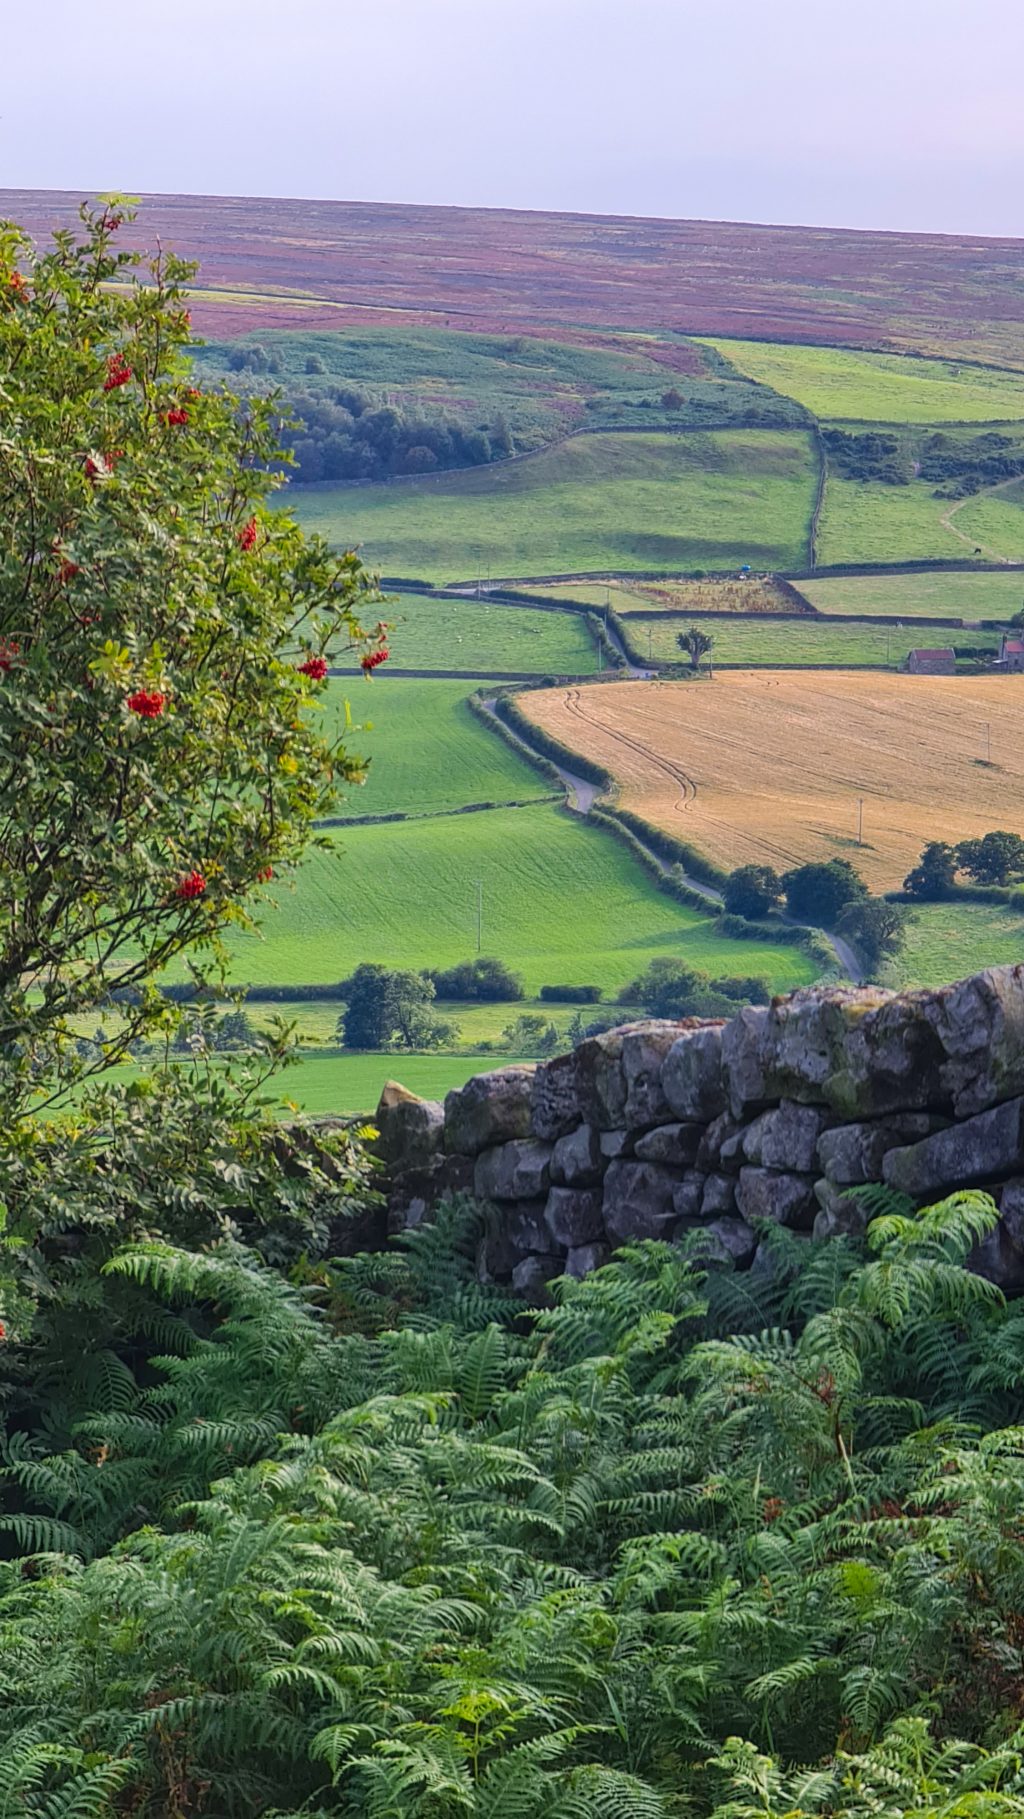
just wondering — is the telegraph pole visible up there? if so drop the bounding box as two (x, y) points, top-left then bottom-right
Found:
(986, 721), (992, 765)
(476, 880), (483, 953)
(857, 797), (864, 846)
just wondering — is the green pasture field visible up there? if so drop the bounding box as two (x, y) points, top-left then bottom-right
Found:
(250, 997), (605, 1052)
(816, 474), (970, 566)
(885, 898), (1024, 990)
(952, 481), (1024, 562)
(799, 570), (1024, 620)
(322, 676), (551, 817)
(202, 803), (819, 996)
(190, 324), (771, 450)
(628, 615), (1002, 669)
(700, 338), (1024, 424)
(65, 1052), (532, 1118)
(338, 591), (598, 674)
(288, 430), (819, 583)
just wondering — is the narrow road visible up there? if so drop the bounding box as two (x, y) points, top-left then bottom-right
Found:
(939, 476), (1021, 563)
(483, 690), (863, 980)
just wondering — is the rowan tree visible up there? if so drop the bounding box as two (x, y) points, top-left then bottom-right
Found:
(0, 198), (386, 1106)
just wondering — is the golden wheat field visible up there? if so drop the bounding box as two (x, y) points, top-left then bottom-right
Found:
(522, 672), (1024, 888)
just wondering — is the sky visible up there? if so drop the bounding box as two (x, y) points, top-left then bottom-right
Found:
(4, 0), (1024, 237)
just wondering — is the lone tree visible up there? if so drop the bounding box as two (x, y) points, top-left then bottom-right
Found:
(956, 831), (1024, 886)
(781, 859), (868, 928)
(0, 199), (386, 1108)
(904, 841), (959, 900)
(723, 863), (782, 920)
(836, 898), (907, 973)
(677, 625), (714, 672)
(340, 966), (454, 1051)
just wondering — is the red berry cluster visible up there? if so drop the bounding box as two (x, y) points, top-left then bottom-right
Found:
(360, 646), (390, 673)
(297, 655), (329, 681)
(105, 213), (124, 232)
(7, 271), (27, 298)
(103, 355), (132, 392)
(237, 517), (259, 551)
(0, 1322), (7, 1340)
(126, 689), (166, 718)
(175, 871), (207, 900)
(256, 865), (274, 883)
(85, 451), (123, 483)
(163, 407), (189, 427)
(56, 560), (80, 585)
(0, 640), (19, 674)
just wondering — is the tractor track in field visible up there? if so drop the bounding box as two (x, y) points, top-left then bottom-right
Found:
(561, 687), (700, 815)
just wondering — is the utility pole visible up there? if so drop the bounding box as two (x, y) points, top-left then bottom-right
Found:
(476, 880), (483, 953)
(857, 798), (864, 846)
(986, 720), (992, 765)
(647, 624), (653, 666)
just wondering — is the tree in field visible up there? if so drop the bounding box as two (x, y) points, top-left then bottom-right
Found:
(0, 199), (387, 1107)
(677, 624), (714, 672)
(956, 830), (1024, 886)
(620, 957), (710, 1016)
(781, 859), (868, 927)
(340, 965), (456, 1051)
(723, 863), (782, 919)
(904, 840), (959, 900)
(836, 898), (907, 972)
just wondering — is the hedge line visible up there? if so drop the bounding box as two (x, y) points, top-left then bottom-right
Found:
(492, 695), (615, 788)
(601, 804), (728, 889)
(465, 693), (567, 790)
(588, 807), (722, 916)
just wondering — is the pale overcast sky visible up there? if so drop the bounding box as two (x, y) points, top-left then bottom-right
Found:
(4, 0), (1023, 236)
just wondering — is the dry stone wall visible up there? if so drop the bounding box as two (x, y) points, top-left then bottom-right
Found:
(372, 966), (1024, 1299)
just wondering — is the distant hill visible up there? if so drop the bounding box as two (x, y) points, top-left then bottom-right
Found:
(4, 188), (1024, 367)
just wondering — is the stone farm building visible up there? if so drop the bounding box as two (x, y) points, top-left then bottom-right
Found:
(997, 635), (1024, 672)
(904, 647), (956, 675)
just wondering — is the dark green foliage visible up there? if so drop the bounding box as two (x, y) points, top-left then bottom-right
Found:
(277, 385), (505, 483)
(904, 839), (960, 900)
(723, 864), (783, 919)
(539, 983), (603, 1003)
(835, 898), (908, 971)
(340, 964), (456, 1050)
(677, 623), (715, 670)
(956, 830), (1024, 886)
(919, 427), (1024, 497)
(782, 859), (868, 926)
(620, 957), (770, 1016)
(822, 427), (912, 484)
(425, 956), (525, 1001)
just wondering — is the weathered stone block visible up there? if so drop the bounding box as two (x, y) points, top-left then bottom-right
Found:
(530, 1050), (581, 1141)
(817, 1113), (945, 1185)
(545, 1185), (605, 1247)
(445, 1066), (536, 1156)
(373, 1081), (444, 1174)
(577, 1022), (683, 1129)
(697, 1110), (749, 1175)
(634, 1122), (703, 1167)
(923, 966), (1024, 1118)
(565, 1242), (610, 1278)
(689, 1215), (758, 1269)
(701, 1173), (737, 1218)
(722, 983), (951, 1121)
(504, 1199), (554, 1254)
(745, 1100), (832, 1173)
(672, 1169), (707, 1221)
(600, 1129), (634, 1160)
(883, 1097), (1024, 1198)
(511, 1253), (563, 1305)
(622, 1022), (696, 1126)
(735, 1166), (819, 1230)
(662, 1023), (727, 1122)
(968, 1178), (1024, 1294)
(474, 1139), (552, 1203)
(604, 1159), (681, 1245)
(811, 1178), (873, 1241)
(551, 1122), (604, 1187)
